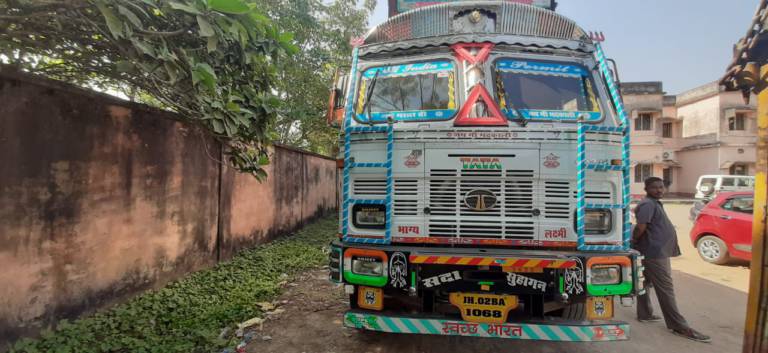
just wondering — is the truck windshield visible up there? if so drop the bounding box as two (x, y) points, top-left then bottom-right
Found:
(495, 59), (601, 121)
(356, 61), (456, 123)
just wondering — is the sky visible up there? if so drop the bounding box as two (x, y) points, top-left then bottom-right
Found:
(368, 0), (757, 95)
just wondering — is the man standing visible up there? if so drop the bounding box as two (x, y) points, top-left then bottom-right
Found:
(633, 177), (711, 342)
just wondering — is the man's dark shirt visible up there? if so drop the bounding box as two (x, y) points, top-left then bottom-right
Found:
(633, 197), (681, 258)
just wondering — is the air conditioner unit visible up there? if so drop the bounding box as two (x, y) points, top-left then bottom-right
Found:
(662, 151), (675, 161)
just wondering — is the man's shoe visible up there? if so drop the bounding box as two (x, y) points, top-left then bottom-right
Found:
(637, 315), (663, 322)
(672, 328), (712, 343)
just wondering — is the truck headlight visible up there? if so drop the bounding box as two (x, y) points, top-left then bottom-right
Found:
(352, 204), (386, 229)
(352, 257), (384, 276)
(591, 264), (621, 285)
(584, 209), (612, 234)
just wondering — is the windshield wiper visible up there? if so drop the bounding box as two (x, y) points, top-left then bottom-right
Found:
(509, 104), (527, 127)
(362, 70), (380, 125)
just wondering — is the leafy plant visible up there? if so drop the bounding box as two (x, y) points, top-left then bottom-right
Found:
(260, 0), (375, 155)
(10, 217), (337, 353)
(0, 0), (297, 177)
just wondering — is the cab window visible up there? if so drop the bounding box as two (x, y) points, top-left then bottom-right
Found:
(356, 61), (456, 123)
(494, 59), (601, 121)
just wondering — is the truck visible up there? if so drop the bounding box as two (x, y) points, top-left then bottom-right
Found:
(326, 0), (645, 342)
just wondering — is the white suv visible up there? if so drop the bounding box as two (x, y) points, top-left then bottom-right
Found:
(695, 175), (755, 199)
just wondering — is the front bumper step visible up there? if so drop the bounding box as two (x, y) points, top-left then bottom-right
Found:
(344, 311), (629, 341)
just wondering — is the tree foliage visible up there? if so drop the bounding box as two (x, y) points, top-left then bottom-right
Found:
(261, 0), (375, 155)
(0, 0), (297, 178)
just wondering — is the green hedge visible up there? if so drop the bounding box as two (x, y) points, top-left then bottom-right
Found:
(11, 217), (337, 353)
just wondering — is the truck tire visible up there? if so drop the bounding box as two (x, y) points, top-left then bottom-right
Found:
(561, 302), (587, 320)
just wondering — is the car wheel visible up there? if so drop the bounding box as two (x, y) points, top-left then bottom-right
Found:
(697, 235), (730, 265)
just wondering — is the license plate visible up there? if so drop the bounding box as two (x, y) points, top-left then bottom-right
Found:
(449, 293), (518, 324)
(587, 296), (614, 320)
(358, 286), (383, 310)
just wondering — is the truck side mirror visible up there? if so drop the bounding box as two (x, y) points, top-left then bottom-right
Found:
(327, 67), (350, 127)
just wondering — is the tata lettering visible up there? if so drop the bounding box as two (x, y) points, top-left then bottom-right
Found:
(460, 157), (502, 170)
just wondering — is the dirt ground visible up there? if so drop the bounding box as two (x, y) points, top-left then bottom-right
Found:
(246, 204), (749, 353)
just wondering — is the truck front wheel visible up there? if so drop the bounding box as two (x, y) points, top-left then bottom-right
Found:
(560, 302), (587, 320)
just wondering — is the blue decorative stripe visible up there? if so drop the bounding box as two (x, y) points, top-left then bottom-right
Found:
(348, 199), (386, 205)
(384, 122), (394, 244)
(420, 320), (440, 335)
(350, 162), (388, 168)
(502, 108), (602, 122)
(576, 123), (586, 249)
(560, 326), (582, 341)
(496, 59), (587, 77)
(341, 47), (394, 245)
(580, 245), (625, 251)
(585, 203), (625, 209)
(522, 326), (541, 340)
(585, 163), (623, 171)
(340, 48), (360, 242)
(357, 109), (455, 122)
(381, 316), (402, 333)
(540, 326), (561, 341)
(577, 43), (632, 251)
(347, 126), (389, 133)
(581, 125), (626, 133)
(362, 61), (453, 78)
(401, 318), (421, 334)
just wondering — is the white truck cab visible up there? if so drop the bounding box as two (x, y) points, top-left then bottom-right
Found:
(328, 1), (643, 342)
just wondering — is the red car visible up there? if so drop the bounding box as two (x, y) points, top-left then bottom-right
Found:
(689, 191), (754, 264)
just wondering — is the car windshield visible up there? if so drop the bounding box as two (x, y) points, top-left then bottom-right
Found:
(494, 59), (601, 121)
(356, 61), (456, 123)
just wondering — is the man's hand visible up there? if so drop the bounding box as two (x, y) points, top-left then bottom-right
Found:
(632, 223), (648, 245)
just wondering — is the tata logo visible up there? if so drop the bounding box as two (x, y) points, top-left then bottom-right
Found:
(460, 157), (502, 170)
(464, 189), (497, 211)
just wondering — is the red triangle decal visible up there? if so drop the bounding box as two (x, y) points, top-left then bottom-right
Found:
(454, 84), (508, 126)
(451, 43), (494, 64)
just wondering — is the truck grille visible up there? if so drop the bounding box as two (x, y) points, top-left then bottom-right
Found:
(543, 182), (613, 219)
(428, 169), (535, 239)
(353, 178), (420, 216)
(352, 173), (614, 240)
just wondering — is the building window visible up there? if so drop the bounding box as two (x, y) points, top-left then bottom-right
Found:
(730, 163), (748, 175)
(634, 164), (653, 183)
(729, 113), (746, 131)
(635, 113), (652, 131)
(662, 122), (673, 138)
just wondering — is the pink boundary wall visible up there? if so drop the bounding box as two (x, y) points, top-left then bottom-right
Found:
(0, 70), (337, 344)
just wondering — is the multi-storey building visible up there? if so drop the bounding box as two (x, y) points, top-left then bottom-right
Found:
(622, 81), (757, 196)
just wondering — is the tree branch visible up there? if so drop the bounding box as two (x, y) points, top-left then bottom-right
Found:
(135, 26), (192, 37)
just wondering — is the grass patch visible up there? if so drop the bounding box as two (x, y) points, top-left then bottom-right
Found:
(11, 217), (338, 353)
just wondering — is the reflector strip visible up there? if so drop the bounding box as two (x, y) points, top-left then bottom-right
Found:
(344, 312), (630, 341)
(408, 255), (576, 268)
